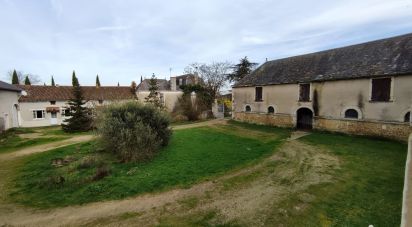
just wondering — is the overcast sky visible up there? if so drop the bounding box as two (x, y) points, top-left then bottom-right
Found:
(1, 0), (412, 86)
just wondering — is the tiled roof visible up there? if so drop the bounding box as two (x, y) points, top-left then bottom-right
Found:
(17, 85), (136, 102)
(137, 79), (170, 91)
(0, 80), (22, 92)
(234, 33), (412, 87)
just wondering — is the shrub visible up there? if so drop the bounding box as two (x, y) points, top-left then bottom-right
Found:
(96, 102), (172, 162)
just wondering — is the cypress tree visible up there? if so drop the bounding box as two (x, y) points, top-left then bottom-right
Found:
(62, 71), (92, 132)
(51, 76), (55, 86)
(96, 74), (101, 87)
(144, 73), (162, 108)
(24, 76), (31, 85)
(12, 70), (19, 84)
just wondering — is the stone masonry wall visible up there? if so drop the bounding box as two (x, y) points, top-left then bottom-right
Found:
(233, 112), (294, 128)
(315, 117), (412, 141)
(233, 112), (412, 141)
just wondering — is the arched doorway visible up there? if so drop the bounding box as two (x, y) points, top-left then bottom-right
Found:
(296, 108), (313, 130)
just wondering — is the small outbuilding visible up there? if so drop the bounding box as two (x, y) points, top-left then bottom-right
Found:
(0, 80), (22, 131)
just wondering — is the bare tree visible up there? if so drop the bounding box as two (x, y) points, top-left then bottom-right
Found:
(7, 70), (41, 84)
(184, 62), (232, 99)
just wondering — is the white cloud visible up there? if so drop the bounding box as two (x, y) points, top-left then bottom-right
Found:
(0, 0), (411, 85)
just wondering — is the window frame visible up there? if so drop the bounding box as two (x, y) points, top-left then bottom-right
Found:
(370, 77), (393, 102)
(255, 87), (263, 102)
(61, 108), (71, 117)
(344, 109), (359, 119)
(405, 112), (411, 123)
(267, 106), (275, 114)
(299, 83), (311, 102)
(32, 110), (46, 119)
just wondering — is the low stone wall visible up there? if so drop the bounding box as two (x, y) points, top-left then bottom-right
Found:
(233, 112), (294, 128)
(315, 117), (412, 141)
(233, 112), (412, 141)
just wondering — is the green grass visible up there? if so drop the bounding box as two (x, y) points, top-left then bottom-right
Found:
(10, 123), (289, 208)
(0, 137), (68, 153)
(265, 132), (407, 227)
(0, 126), (91, 154)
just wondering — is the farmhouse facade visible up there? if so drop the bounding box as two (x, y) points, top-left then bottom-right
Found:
(16, 85), (136, 127)
(136, 73), (200, 111)
(232, 33), (412, 141)
(0, 81), (22, 131)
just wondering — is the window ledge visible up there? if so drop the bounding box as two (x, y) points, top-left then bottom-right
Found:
(368, 100), (394, 103)
(255, 100), (263, 102)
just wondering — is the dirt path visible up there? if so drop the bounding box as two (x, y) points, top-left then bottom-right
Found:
(0, 135), (94, 161)
(0, 137), (340, 226)
(171, 119), (227, 130)
(0, 120), (225, 162)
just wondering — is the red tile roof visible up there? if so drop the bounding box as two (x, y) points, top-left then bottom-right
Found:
(17, 85), (136, 102)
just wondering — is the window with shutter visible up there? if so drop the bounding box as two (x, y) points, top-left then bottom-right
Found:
(255, 87), (263, 101)
(371, 78), (391, 102)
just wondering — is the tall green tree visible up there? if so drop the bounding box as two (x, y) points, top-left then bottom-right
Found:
(144, 73), (162, 108)
(62, 71), (92, 132)
(24, 76), (31, 85)
(51, 76), (55, 86)
(227, 56), (258, 82)
(96, 74), (101, 87)
(11, 69), (19, 84)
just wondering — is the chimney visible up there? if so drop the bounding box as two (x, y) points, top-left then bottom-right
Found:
(170, 77), (177, 91)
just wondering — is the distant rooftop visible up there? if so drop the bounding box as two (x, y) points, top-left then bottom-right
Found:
(0, 80), (22, 92)
(17, 85), (136, 102)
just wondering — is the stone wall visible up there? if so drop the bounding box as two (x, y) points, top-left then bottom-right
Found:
(315, 117), (412, 141)
(233, 112), (294, 128)
(234, 112), (412, 141)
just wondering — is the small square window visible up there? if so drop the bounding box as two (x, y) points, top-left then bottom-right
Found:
(62, 108), (71, 116)
(50, 101), (56, 105)
(32, 110), (45, 119)
(98, 100), (104, 104)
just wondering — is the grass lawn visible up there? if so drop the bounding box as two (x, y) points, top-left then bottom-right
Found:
(5, 122), (407, 226)
(0, 127), (72, 154)
(9, 122), (290, 208)
(265, 132), (407, 226)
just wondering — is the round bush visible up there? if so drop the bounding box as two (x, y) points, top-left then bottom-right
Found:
(96, 102), (172, 162)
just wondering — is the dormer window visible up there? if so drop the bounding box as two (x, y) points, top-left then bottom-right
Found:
(50, 101), (56, 105)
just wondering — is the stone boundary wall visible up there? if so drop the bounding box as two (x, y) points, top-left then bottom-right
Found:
(233, 112), (294, 128)
(233, 112), (412, 141)
(315, 117), (412, 141)
(401, 134), (412, 227)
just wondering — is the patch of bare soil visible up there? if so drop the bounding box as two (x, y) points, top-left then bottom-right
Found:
(0, 135), (94, 161)
(0, 139), (339, 227)
(17, 133), (43, 139)
(171, 119), (227, 130)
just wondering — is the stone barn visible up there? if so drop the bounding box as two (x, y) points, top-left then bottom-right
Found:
(232, 33), (412, 141)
